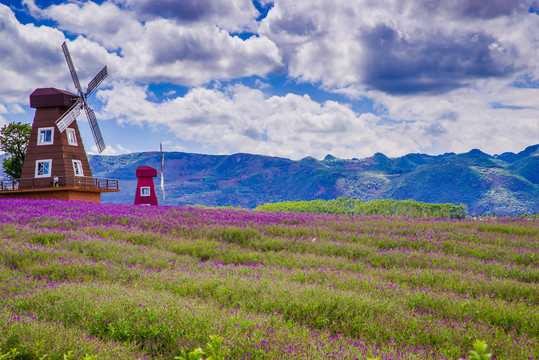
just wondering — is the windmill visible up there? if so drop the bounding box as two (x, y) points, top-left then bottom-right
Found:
(158, 143), (165, 201)
(0, 41), (120, 203)
(56, 41), (108, 153)
(133, 144), (165, 206)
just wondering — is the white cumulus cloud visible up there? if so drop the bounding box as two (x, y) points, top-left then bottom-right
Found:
(97, 81), (424, 159)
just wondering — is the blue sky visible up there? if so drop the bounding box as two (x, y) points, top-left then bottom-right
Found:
(0, 0), (538, 160)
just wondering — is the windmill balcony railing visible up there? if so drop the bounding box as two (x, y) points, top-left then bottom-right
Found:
(0, 176), (119, 191)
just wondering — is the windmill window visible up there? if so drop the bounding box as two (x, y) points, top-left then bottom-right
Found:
(35, 160), (52, 178)
(66, 128), (77, 146)
(141, 187), (151, 196)
(72, 160), (84, 176)
(38, 127), (54, 145)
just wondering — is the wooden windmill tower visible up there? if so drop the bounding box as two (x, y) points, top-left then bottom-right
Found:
(0, 42), (119, 202)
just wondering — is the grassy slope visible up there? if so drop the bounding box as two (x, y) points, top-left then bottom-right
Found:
(0, 199), (537, 360)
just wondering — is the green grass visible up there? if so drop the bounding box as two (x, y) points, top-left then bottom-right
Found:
(0, 198), (537, 359)
(255, 198), (468, 219)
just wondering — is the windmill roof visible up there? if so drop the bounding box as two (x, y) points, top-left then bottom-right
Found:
(30, 87), (78, 109)
(136, 166), (158, 178)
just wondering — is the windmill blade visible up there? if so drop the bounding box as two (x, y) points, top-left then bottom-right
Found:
(85, 66), (108, 98)
(160, 143), (164, 172)
(160, 172), (165, 201)
(160, 143), (165, 201)
(84, 106), (106, 153)
(62, 41), (83, 96)
(56, 100), (82, 133)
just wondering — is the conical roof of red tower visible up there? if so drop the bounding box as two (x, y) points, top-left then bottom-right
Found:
(30, 87), (77, 109)
(136, 166), (157, 177)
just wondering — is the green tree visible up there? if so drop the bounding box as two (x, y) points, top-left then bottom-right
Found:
(0, 122), (32, 179)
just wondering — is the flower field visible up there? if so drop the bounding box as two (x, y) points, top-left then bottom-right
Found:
(0, 198), (537, 360)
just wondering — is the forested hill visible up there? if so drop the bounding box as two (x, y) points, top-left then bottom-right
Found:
(88, 144), (539, 215)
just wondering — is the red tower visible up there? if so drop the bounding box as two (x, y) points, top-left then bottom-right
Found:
(134, 166), (158, 206)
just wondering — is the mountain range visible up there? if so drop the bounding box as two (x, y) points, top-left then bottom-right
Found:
(88, 144), (539, 215)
